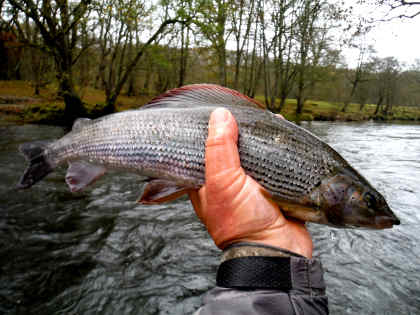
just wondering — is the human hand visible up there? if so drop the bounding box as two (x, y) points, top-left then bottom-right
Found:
(189, 108), (313, 258)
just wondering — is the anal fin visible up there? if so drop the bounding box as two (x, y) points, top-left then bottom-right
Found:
(138, 179), (191, 204)
(65, 161), (106, 192)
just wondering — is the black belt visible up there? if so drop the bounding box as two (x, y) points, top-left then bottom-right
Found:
(216, 256), (293, 291)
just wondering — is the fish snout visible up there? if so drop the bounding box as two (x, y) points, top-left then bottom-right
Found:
(375, 212), (400, 228)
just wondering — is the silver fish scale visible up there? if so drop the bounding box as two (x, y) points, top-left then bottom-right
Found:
(227, 107), (344, 202)
(45, 105), (346, 201)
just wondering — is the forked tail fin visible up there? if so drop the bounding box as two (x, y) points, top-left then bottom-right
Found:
(17, 141), (53, 189)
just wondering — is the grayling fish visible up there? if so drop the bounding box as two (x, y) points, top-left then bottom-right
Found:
(17, 84), (400, 229)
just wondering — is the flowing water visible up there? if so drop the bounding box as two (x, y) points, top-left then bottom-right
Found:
(1, 120), (419, 314)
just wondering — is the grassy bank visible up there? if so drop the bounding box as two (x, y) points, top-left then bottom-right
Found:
(0, 81), (153, 124)
(254, 97), (420, 122)
(1, 80), (420, 124)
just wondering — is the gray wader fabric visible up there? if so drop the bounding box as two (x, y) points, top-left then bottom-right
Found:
(195, 244), (328, 315)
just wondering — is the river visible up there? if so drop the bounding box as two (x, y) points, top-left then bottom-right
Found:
(0, 120), (419, 314)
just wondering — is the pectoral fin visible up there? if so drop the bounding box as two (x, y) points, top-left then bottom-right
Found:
(274, 198), (324, 223)
(138, 179), (191, 204)
(65, 161), (106, 192)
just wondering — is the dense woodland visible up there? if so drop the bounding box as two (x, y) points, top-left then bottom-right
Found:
(1, 0), (420, 124)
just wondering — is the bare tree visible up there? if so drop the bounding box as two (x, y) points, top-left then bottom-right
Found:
(174, 0), (196, 87)
(229, 0), (256, 90)
(261, 0), (298, 111)
(6, 0), (92, 124)
(398, 60), (420, 106)
(294, 0), (323, 114)
(94, 0), (148, 112)
(371, 0), (420, 19)
(93, 0), (182, 112)
(371, 56), (400, 116)
(23, 20), (54, 95)
(382, 57), (400, 115)
(241, 0), (263, 97)
(194, 0), (232, 86)
(342, 44), (375, 112)
(178, 21), (191, 87)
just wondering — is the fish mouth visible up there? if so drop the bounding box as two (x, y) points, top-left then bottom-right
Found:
(375, 215), (400, 229)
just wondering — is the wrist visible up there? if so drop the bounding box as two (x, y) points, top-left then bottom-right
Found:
(249, 217), (313, 259)
(217, 217), (313, 259)
(221, 242), (305, 263)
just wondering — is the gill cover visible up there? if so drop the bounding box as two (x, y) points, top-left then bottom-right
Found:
(309, 169), (400, 229)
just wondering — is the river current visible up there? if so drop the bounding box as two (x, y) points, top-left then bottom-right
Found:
(1, 120), (419, 314)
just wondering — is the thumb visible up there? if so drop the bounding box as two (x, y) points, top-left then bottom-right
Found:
(205, 108), (241, 184)
(208, 107), (238, 143)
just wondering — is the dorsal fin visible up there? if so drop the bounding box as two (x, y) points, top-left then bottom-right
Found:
(142, 84), (265, 110)
(72, 118), (92, 132)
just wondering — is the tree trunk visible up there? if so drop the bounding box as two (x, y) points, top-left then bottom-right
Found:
(217, 45), (227, 86)
(126, 74), (136, 96)
(342, 83), (357, 112)
(279, 94), (287, 112)
(178, 24), (189, 87)
(233, 50), (241, 90)
(296, 96), (304, 114)
(57, 60), (86, 125)
(341, 100), (350, 113)
(104, 93), (118, 115)
(374, 95), (383, 116)
(250, 61), (263, 99)
(143, 66), (151, 95)
(296, 70), (305, 114)
(383, 102), (393, 116)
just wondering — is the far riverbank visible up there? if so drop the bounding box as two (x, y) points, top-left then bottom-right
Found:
(1, 81), (419, 125)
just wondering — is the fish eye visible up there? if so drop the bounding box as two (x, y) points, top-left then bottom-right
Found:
(363, 192), (376, 209)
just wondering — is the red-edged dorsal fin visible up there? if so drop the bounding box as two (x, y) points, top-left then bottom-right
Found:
(141, 84), (265, 110)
